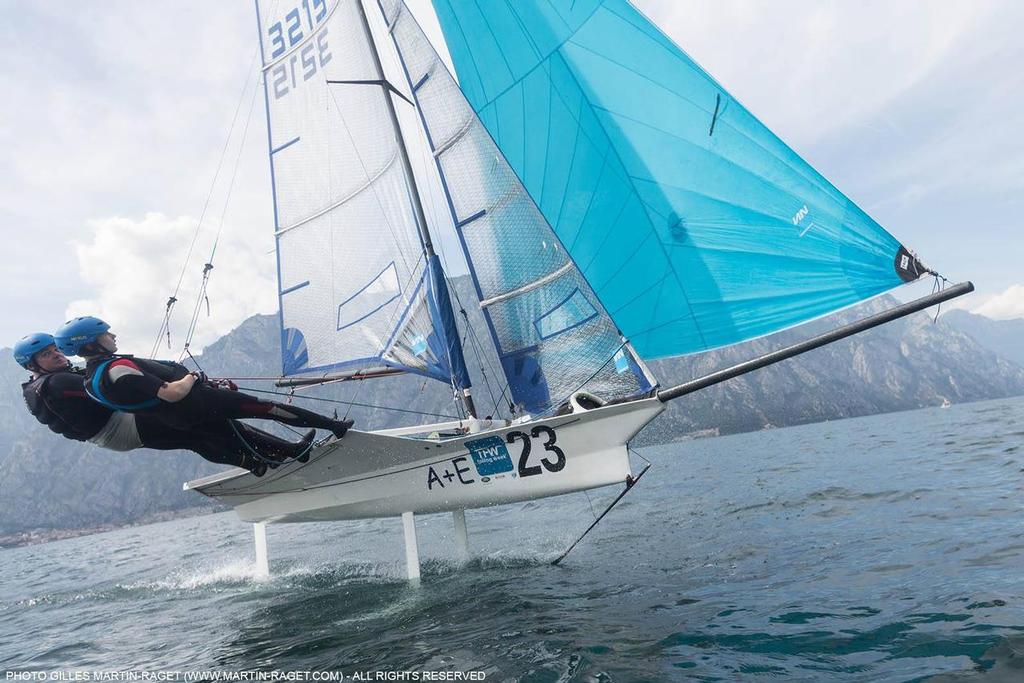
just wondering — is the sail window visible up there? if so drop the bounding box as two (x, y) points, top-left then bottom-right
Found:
(534, 289), (599, 341)
(337, 262), (401, 331)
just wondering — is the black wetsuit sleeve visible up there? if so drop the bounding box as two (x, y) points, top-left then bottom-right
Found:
(46, 372), (91, 400)
(146, 359), (191, 380)
(104, 358), (168, 404)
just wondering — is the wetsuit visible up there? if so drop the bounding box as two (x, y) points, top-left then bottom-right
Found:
(22, 367), (305, 471)
(82, 355), (351, 436)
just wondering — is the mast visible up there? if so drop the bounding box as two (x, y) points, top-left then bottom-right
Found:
(350, 0), (477, 418)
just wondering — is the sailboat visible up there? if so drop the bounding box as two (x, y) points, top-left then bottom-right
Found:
(185, 0), (971, 578)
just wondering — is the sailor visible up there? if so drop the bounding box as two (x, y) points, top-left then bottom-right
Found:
(55, 316), (354, 443)
(14, 332), (312, 477)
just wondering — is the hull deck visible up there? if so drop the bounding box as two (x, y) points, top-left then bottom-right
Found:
(185, 398), (664, 523)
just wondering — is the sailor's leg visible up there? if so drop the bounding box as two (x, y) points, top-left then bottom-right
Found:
(243, 400), (353, 439)
(402, 511), (421, 582)
(452, 509), (470, 564)
(136, 417), (247, 468)
(137, 419), (268, 476)
(254, 523), (269, 578)
(192, 385), (353, 437)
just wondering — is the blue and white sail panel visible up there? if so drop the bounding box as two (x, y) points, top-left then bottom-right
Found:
(380, 0), (653, 414)
(256, 0), (454, 382)
(428, 0), (929, 360)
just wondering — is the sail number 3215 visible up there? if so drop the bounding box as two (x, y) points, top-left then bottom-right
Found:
(266, 0), (331, 100)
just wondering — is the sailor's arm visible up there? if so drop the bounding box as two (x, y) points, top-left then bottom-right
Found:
(102, 358), (192, 405)
(149, 358), (192, 380)
(156, 373), (197, 403)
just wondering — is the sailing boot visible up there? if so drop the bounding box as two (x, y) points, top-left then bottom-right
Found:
(329, 418), (354, 439)
(241, 453), (267, 477)
(237, 424), (314, 465)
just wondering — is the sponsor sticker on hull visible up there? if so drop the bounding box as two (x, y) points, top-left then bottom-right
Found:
(466, 436), (514, 476)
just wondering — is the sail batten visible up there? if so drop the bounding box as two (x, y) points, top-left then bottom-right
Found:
(275, 150), (400, 235)
(430, 0), (931, 360)
(479, 263), (575, 308)
(256, 0), (469, 386)
(433, 116), (475, 157)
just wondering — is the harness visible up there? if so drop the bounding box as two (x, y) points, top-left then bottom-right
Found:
(23, 371), (108, 441)
(24, 374), (60, 425)
(85, 358), (162, 411)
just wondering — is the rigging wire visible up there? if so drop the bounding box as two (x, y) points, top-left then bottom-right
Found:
(551, 446), (653, 566)
(230, 385), (461, 420)
(178, 68), (264, 361)
(149, 47), (262, 359)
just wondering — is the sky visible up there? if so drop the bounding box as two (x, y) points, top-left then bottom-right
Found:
(1, 0), (1022, 356)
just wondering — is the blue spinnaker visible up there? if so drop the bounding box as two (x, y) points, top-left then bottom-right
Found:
(429, 0), (926, 359)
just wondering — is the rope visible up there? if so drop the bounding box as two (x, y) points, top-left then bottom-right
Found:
(454, 293), (505, 419)
(492, 379), (513, 417)
(931, 272), (952, 323)
(184, 355), (456, 423)
(460, 307), (499, 414)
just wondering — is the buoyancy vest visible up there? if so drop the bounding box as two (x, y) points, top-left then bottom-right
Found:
(22, 369), (113, 441)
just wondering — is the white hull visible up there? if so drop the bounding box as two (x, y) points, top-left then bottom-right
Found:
(185, 398), (664, 524)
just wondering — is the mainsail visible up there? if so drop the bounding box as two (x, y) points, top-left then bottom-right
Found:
(428, 0), (930, 359)
(378, 0), (654, 414)
(255, 0), (468, 388)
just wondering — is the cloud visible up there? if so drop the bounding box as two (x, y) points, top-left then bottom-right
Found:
(3, 0), (1020, 354)
(65, 213), (278, 356)
(972, 284), (1024, 320)
(643, 0), (997, 146)
(0, 0), (453, 349)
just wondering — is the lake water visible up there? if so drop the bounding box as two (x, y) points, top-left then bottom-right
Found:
(1, 397), (1022, 681)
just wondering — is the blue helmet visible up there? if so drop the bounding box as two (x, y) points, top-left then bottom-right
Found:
(54, 316), (111, 357)
(12, 332), (56, 369)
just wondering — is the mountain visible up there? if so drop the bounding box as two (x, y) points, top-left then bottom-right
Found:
(2, 282), (1023, 542)
(941, 309), (1024, 368)
(641, 296), (1024, 443)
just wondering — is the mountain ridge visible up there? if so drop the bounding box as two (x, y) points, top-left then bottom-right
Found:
(941, 309), (1024, 368)
(1, 282), (1021, 542)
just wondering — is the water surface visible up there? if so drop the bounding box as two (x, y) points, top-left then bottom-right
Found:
(1, 397), (1022, 681)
